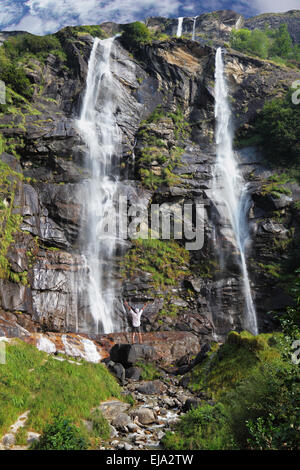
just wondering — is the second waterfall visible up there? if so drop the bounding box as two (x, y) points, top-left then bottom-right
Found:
(76, 37), (121, 334)
(212, 48), (258, 335)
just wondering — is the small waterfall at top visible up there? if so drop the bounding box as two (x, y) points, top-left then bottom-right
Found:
(192, 16), (198, 41)
(212, 48), (258, 335)
(76, 36), (121, 334)
(176, 17), (184, 37)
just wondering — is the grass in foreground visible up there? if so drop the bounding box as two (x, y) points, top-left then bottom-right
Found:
(0, 340), (121, 444)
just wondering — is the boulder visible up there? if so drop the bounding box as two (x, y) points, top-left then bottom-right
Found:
(137, 380), (167, 395)
(111, 413), (132, 430)
(110, 343), (155, 367)
(125, 367), (142, 381)
(130, 407), (157, 425)
(2, 433), (15, 447)
(111, 363), (126, 384)
(97, 400), (131, 422)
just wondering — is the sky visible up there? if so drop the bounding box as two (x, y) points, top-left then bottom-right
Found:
(0, 0), (299, 35)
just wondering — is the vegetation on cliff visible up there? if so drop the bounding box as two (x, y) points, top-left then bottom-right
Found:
(230, 25), (300, 68)
(136, 106), (189, 190)
(255, 90), (300, 166)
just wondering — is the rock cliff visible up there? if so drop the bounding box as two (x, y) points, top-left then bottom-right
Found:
(0, 11), (299, 345)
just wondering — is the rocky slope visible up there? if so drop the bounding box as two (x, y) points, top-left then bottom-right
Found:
(0, 11), (299, 348)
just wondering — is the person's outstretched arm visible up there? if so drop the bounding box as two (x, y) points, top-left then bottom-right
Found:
(142, 302), (148, 312)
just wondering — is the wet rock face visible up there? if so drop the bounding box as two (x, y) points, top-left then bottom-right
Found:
(0, 22), (299, 340)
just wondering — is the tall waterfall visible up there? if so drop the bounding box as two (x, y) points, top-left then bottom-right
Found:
(76, 37), (121, 334)
(212, 48), (258, 335)
(192, 16), (198, 40)
(176, 17), (184, 37)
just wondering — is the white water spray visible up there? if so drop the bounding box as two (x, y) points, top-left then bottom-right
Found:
(192, 16), (198, 41)
(176, 17), (184, 37)
(76, 37), (121, 334)
(212, 48), (258, 335)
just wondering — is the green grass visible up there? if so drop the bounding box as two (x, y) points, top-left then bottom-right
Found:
(186, 331), (283, 399)
(163, 330), (300, 450)
(0, 340), (122, 439)
(162, 403), (236, 450)
(136, 361), (161, 381)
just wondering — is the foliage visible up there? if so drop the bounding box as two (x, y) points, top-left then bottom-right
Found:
(136, 361), (161, 381)
(165, 330), (300, 450)
(162, 403), (236, 450)
(121, 22), (152, 51)
(0, 32), (66, 101)
(0, 340), (121, 438)
(225, 362), (300, 449)
(268, 24), (293, 58)
(230, 28), (270, 59)
(254, 91), (300, 166)
(90, 410), (111, 440)
(136, 106), (189, 189)
(0, 62), (33, 100)
(0, 159), (24, 282)
(230, 25), (300, 68)
(3, 33), (63, 59)
(121, 238), (190, 287)
(186, 331), (282, 398)
(261, 172), (293, 198)
(72, 25), (107, 39)
(33, 417), (88, 450)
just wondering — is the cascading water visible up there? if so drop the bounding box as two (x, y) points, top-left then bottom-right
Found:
(176, 17), (184, 37)
(192, 16), (198, 41)
(76, 36), (121, 334)
(212, 47), (258, 335)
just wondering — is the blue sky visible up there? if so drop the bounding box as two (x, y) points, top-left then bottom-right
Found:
(0, 0), (299, 35)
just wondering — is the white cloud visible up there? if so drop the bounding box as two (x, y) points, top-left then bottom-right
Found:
(0, 0), (24, 25)
(3, 0), (184, 35)
(253, 0), (300, 13)
(2, 0), (299, 35)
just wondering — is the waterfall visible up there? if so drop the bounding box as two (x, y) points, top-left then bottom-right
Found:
(76, 37), (121, 334)
(176, 17), (184, 37)
(212, 48), (258, 335)
(192, 16), (198, 41)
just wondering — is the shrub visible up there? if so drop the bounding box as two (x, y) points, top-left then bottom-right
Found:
(0, 61), (33, 99)
(268, 24), (293, 58)
(230, 28), (271, 59)
(162, 403), (236, 450)
(225, 362), (300, 449)
(255, 90), (300, 165)
(121, 22), (152, 51)
(230, 25), (299, 68)
(33, 417), (88, 450)
(4, 33), (62, 59)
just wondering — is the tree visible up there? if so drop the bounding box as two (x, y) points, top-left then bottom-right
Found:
(269, 24), (293, 58)
(255, 91), (300, 164)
